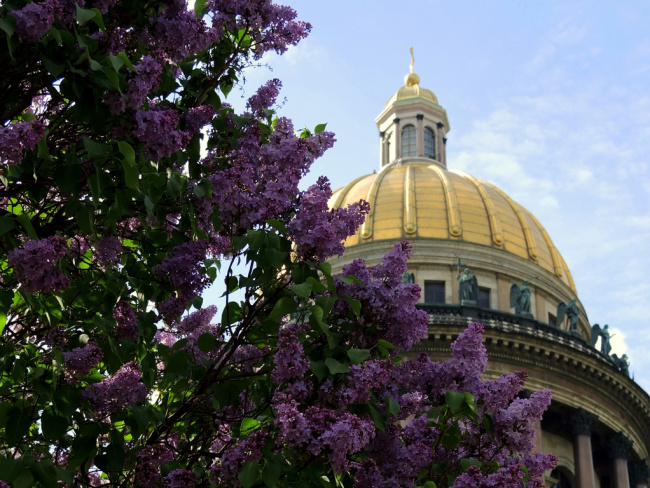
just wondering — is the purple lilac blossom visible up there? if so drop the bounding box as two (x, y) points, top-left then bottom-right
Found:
(207, 0), (310, 59)
(209, 430), (266, 487)
(332, 241), (429, 351)
(90, 0), (118, 14)
(150, 5), (215, 63)
(271, 328), (310, 384)
(133, 106), (191, 161)
(185, 105), (216, 134)
(136, 443), (175, 488)
(165, 469), (198, 488)
(113, 301), (138, 340)
(0, 119), (46, 165)
(289, 176), (369, 261)
(81, 361), (148, 415)
(8, 236), (69, 294)
(246, 79), (282, 117)
(125, 55), (163, 109)
(208, 116), (335, 232)
(63, 342), (103, 383)
(93, 235), (122, 265)
(12, 0), (63, 41)
(154, 241), (210, 320)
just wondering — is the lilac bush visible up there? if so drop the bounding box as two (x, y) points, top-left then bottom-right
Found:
(0, 0), (555, 486)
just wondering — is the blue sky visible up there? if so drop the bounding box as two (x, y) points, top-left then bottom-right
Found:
(205, 1), (650, 390)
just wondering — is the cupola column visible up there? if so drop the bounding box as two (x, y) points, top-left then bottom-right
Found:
(380, 131), (388, 167)
(416, 114), (424, 157)
(394, 118), (401, 160)
(609, 432), (633, 488)
(570, 408), (597, 488)
(436, 122), (445, 167)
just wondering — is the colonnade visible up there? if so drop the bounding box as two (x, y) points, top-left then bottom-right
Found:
(565, 409), (649, 488)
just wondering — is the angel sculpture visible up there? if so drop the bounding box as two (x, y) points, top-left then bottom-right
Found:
(510, 280), (532, 316)
(556, 299), (580, 332)
(591, 324), (615, 357)
(458, 268), (478, 303)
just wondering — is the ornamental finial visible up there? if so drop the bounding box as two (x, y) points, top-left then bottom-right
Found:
(404, 47), (420, 86)
(409, 46), (415, 74)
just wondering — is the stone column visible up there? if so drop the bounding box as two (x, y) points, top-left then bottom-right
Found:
(436, 122), (444, 165)
(379, 131), (386, 167)
(496, 273), (511, 312)
(629, 461), (649, 488)
(416, 114), (424, 156)
(570, 408), (598, 488)
(394, 118), (401, 159)
(533, 419), (544, 453)
(535, 288), (547, 324)
(450, 266), (459, 304)
(610, 432), (633, 488)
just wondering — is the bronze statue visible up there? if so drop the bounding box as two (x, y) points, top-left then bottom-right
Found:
(458, 268), (478, 303)
(591, 324), (615, 356)
(510, 281), (532, 316)
(556, 300), (579, 332)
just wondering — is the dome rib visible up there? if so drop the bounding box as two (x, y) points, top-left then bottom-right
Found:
(360, 168), (390, 240)
(524, 209), (566, 280)
(486, 183), (539, 260)
(404, 165), (417, 234)
(454, 171), (504, 246)
(331, 173), (369, 210)
(426, 165), (462, 237)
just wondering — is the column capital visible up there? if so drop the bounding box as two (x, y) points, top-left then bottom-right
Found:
(610, 432), (634, 460)
(630, 460), (650, 486)
(393, 117), (400, 125)
(569, 408), (598, 437)
(416, 113), (424, 120)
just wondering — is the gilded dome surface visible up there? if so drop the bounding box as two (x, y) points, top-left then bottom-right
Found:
(384, 83), (439, 108)
(330, 162), (576, 292)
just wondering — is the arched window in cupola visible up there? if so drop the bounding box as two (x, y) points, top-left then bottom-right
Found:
(401, 125), (416, 157)
(424, 127), (436, 159)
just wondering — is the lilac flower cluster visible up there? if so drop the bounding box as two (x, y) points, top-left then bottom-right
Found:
(63, 342), (103, 383)
(289, 176), (369, 261)
(133, 106), (191, 161)
(151, 5), (216, 63)
(90, 0), (118, 14)
(136, 443), (175, 488)
(210, 430), (267, 487)
(274, 402), (374, 472)
(113, 301), (138, 340)
(246, 79), (282, 117)
(93, 235), (122, 265)
(8, 236), (69, 294)
(154, 241), (210, 320)
(81, 361), (148, 416)
(185, 105), (216, 134)
(11, 0), (63, 41)
(271, 328), (310, 384)
(126, 55), (164, 110)
(332, 241), (429, 351)
(165, 469), (198, 488)
(207, 0), (311, 59)
(0, 119), (46, 165)
(208, 116), (335, 232)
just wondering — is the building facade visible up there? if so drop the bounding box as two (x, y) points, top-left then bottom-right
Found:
(327, 62), (650, 488)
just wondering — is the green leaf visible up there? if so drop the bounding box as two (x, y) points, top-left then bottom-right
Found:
(109, 54), (124, 72)
(422, 482), (437, 488)
(309, 360), (328, 381)
(314, 123), (327, 133)
(122, 159), (139, 190)
(0, 314), (6, 336)
(347, 348), (370, 364)
(266, 297), (297, 324)
(324, 358), (349, 375)
(41, 56), (65, 77)
(238, 460), (260, 488)
(262, 459), (282, 488)
(6, 408), (31, 446)
(197, 333), (218, 353)
(368, 404), (385, 433)
(444, 390), (465, 414)
(118, 141), (136, 165)
(291, 281), (313, 298)
(193, 179), (212, 198)
(0, 16), (16, 37)
(41, 407), (69, 440)
(83, 138), (111, 157)
(75, 5), (97, 24)
(0, 215), (16, 236)
(30, 461), (58, 488)
(344, 294), (362, 319)
(386, 396), (400, 417)
(240, 417), (260, 435)
(15, 214), (37, 239)
(460, 458), (483, 471)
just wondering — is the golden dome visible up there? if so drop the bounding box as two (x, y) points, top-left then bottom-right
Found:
(384, 83), (439, 108)
(330, 162), (576, 292)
